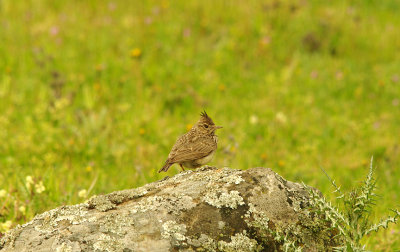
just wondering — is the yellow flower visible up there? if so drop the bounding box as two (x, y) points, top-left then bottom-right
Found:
(95, 64), (104, 72)
(218, 84), (226, 91)
(0, 189), (6, 198)
(86, 166), (93, 172)
(186, 124), (193, 132)
(35, 181), (46, 194)
(131, 48), (142, 58)
(139, 128), (146, 135)
(93, 83), (101, 91)
(68, 138), (75, 145)
(0, 220), (12, 232)
(78, 189), (87, 198)
(278, 160), (285, 167)
(19, 206), (26, 215)
(260, 153), (267, 160)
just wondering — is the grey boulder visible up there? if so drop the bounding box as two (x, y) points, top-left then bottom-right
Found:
(0, 167), (339, 251)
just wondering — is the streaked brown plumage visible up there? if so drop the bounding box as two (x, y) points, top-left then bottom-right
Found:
(158, 111), (222, 173)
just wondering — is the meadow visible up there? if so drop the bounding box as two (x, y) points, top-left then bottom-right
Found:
(0, 0), (399, 250)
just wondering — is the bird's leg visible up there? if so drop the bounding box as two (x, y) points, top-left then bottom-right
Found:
(179, 164), (185, 171)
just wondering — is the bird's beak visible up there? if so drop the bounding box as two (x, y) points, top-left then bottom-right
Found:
(215, 125), (223, 129)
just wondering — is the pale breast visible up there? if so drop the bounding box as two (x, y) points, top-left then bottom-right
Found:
(195, 150), (215, 165)
(181, 150), (216, 168)
(194, 135), (218, 166)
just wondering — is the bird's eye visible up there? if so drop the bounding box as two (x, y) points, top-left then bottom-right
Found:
(204, 124), (209, 128)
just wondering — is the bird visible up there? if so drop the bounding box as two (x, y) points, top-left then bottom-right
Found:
(158, 111), (222, 173)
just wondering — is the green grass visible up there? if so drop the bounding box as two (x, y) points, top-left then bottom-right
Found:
(0, 0), (399, 249)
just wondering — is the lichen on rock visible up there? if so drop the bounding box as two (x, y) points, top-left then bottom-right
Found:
(0, 166), (341, 252)
(203, 190), (245, 209)
(217, 231), (258, 252)
(161, 220), (187, 245)
(93, 233), (124, 252)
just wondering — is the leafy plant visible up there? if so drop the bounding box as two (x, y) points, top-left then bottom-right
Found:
(304, 157), (400, 251)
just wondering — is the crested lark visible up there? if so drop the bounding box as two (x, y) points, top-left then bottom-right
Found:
(158, 111), (222, 173)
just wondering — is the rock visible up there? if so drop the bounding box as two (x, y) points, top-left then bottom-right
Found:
(0, 167), (340, 251)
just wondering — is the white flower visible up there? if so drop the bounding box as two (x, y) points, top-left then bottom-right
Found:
(19, 206), (26, 214)
(78, 189), (87, 198)
(275, 112), (288, 124)
(35, 181), (46, 194)
(26, 175), (34, 184)
(0, 189), (6, 198)
(249, 115), (259, 125)
(25, 175), (34, 190)
(0, 220), (12, 232)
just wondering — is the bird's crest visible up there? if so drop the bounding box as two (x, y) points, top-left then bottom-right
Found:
(200, 110), (215, 125)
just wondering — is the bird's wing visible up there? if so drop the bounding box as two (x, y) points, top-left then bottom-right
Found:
(168, 136), (216, 163)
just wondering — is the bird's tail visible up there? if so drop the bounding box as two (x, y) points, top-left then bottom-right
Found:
(158, 160), (172, 173)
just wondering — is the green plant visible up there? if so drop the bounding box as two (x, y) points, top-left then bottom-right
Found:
(304, 157), (400, 251)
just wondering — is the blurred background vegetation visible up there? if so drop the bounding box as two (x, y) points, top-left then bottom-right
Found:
(0, 0), (399, 249)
